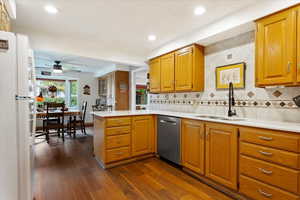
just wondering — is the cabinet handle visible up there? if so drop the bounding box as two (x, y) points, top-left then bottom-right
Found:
(115, 152), (124, 155)
(287, 61), (292, 73)
(205, 132), (209, 140)
(258, 136), (273, 141)
(258, 189), (272, 198)
(259, 168), (273, 175)
(259, 150), (273, 156)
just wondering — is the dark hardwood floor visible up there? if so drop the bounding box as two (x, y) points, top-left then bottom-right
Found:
(34, 128), (234, 200)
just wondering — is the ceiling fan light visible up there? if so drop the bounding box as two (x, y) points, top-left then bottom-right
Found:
(53, 69), (63, 73)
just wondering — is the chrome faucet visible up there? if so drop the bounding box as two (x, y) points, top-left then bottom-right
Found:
(228, 82), (236, 117)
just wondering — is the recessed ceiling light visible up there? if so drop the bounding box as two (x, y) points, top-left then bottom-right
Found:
(194, 6), (206, 16)
(44, 5), (58, 14)
(148, 35), (156, 41)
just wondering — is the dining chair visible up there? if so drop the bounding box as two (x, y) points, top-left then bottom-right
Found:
(69, 101), (88, 137)
(45, 102), (66, 143)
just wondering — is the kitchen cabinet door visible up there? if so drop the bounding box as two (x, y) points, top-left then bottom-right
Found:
(297, 7), (300, 83)
(256, 8), (296, 86)
(181, 119), (205, 175)
(132, 116), (154, 156)
(149, 58), (161, 93)
(175, 46), (193, 91)
(205, 123), (238, 190)
(161, 53), (175, 92)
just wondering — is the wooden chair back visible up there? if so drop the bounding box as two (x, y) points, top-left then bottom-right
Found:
(80, 101), (87, 122)
(45, 102), (65, 127)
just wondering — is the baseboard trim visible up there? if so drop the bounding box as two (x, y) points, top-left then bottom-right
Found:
(36, 122), (94, 130)
(96, 153), (155, 169)
(182, 167), (247, 200)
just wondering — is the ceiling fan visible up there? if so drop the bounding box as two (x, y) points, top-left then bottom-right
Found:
(35, 59), (83, 73)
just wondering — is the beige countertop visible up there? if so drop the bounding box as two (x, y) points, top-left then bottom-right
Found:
(92, 110), (300, 133)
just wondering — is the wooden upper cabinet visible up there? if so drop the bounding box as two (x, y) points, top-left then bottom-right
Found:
(175, 46), (193, 91)
(297, 7), (300, 83)
(160, 53), (175, 92)
(149, 58), (161, 93)
(131, 116), (154, 156)
(181, 119), (205, 175)
(175, 45), (204, 92)
(256, 8), (297, 86)
(205, 123), (238, 190)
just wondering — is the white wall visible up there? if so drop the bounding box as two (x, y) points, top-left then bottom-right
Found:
(65, 72), (98, 123)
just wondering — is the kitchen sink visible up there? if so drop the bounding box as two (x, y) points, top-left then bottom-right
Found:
(195, 115), (246, 121)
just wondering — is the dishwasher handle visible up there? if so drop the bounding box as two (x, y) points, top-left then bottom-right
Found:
(160, 119), (177, 126)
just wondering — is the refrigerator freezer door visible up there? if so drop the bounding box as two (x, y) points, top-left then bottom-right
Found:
(16, 34), (34, 200)
(0, 32), (19, 200)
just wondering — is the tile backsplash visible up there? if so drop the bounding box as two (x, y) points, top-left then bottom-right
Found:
(149, 31), (300, 123)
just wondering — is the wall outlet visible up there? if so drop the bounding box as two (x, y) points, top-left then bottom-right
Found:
(227, 54), (232, 60)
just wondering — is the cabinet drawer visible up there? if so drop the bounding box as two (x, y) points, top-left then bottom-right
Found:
(106, 147), (130, 163)
(240, 142), (300, 169)
(240, 128), (300, 152)
(240, 175), (299, 200)
(106, 126), (131, 136)
(240, 155), (300, 194)
(106, 134), (130, 149)
(106, 117), (131, 127)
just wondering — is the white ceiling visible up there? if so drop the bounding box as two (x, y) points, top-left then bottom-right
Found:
(14, 0), (261, 65)
(35, 50), (123, 73)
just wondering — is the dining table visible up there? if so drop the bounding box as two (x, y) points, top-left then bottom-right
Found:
(36, 109), (82, 138)
(36, 109), (81, 119)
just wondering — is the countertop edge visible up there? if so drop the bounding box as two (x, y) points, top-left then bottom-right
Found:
(91, 111), (300, 134)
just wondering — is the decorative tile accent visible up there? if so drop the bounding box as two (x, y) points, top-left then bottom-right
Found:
(149, 93), (298, 109)
(272, 90), (282, 98)
(265, 102), (271, 107)
(210, 93), (215, 98)
(280, 102), (286, 107)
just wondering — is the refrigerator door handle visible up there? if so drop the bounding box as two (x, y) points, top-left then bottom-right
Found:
(15, 95), (34, 100)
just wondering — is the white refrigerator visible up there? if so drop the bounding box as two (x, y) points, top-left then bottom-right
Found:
(0, 31), (35, 200)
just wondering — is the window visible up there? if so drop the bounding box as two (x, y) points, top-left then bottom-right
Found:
(36, 78), (78, 108)
(70, 80), (78, 107)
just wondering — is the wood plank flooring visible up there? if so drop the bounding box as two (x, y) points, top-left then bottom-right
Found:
(34, 128), (234, 200)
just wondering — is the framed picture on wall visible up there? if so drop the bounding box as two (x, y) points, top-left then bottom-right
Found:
(215, 62), (246, 89)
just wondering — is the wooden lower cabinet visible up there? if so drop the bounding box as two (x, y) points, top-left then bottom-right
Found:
(132, 115), (155, 156)
(181, 119), (205, 175)
(239, 127), (300, 200)
(93, 115), (155, 168)
(240, 175), (300, 200)
(205, 123), (238, 190)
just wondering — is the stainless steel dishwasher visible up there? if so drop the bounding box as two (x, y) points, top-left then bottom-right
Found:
(157, 115), (181, 165)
